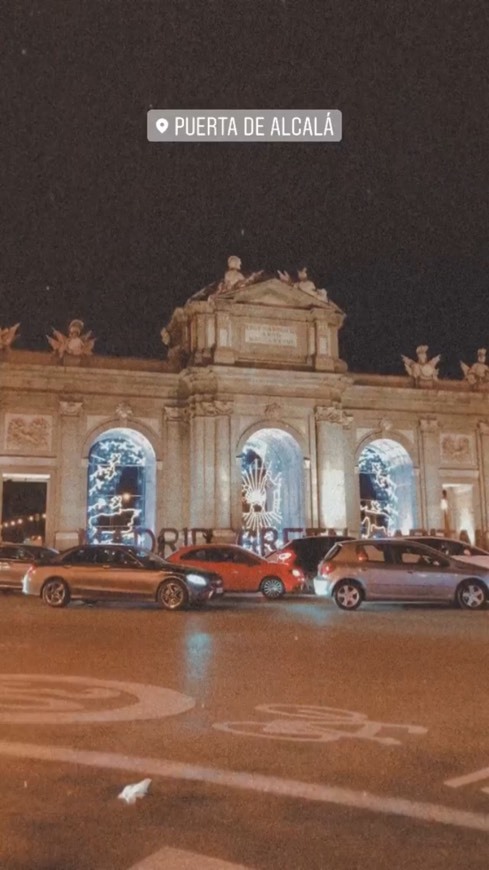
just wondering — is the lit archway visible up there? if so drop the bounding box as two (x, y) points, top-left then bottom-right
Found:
(358, 438), (416, 536)
(86, 428), (156, 543)
(240, 427), (305, 546)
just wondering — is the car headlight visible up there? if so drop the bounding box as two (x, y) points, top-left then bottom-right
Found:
(186, 573), (208, 587)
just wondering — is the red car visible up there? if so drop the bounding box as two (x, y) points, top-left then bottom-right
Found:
(167, 544), (305, 599)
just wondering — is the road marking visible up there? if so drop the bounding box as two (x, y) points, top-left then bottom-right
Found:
(213, 703), (427, 745)
(445, 767), (489, 790)
(0, 740), (488, 833)
(0, 675), (194, 724)
(128, 845), (251, 869)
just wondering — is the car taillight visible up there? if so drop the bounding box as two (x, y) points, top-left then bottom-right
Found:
(320, 561), (334, 576)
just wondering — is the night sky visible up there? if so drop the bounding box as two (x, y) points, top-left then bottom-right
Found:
(3, 1), (488, 377)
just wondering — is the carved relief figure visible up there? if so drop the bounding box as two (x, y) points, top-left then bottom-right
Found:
(0, 323), (20, 350)
(6, 415), (51, 450)
(441, 434), (472, 462)
(47, 319), (96, 359)
(460, 348), (489, 388)
(402, 346), (440, 387)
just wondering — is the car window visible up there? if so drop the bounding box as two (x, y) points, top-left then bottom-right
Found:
(61, 548), (99, 565)
(360, 544), (388, 563)
(395, 544), (448, 568)
(228, 549), (261, 566)
(136, 551), (167, 569)
(0, 547), (19, 560)
(183, 549), (211, 561)
(94, 547), (137, 567)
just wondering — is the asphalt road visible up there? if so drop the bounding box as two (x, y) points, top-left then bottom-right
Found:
(0, 592), (488, 869)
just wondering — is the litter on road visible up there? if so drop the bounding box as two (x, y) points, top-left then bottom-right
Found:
(118, 778), (152, 804)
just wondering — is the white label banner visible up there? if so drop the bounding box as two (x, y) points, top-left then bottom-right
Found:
(244, 324), (298, 348)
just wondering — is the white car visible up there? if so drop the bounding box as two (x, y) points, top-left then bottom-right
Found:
(407, 537), (489, 571)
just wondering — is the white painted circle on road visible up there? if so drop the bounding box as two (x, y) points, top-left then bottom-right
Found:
(128, 845), (251, 869)
(0, 674), (195, 724)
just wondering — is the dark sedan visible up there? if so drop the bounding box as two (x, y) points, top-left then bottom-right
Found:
(23, 544), (224, 611)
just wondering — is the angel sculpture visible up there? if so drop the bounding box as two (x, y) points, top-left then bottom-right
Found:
(0, 323), (20, 350)
(460, 348), (489, 388)
(47, 319), (95, 359)
(401, 345), (440, 387)
(278, 267), (328, 301)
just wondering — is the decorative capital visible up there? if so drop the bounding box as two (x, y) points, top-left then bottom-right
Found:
(163, 406), (189, 423)
(59, 399), (83, 416)
(315, 404), (352, 427)
(190, 399), (233, 417)
(115, 402), (133, 422)
(419, 416), (439, 433)
(478, 420), (489, 435)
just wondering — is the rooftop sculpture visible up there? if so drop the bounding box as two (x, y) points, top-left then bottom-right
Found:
(47, 319), (96, 359)
(460, 348), (489, 389)
(278, 266), (329, 301)
(0, 323), (20, 350)
(401, 345), (440, 388)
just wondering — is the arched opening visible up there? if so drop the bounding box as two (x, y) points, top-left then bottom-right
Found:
(240, 427), (305, 547)
(86, 428), (156, 543)
(358, 438), (416, 536)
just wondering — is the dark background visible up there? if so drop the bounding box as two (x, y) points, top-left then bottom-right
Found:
(3, 1), (488, 375)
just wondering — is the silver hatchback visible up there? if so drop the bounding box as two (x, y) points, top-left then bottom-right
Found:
(314, 538), (489, 610)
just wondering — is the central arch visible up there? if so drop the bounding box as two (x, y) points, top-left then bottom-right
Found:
(239, 427), (305, 546)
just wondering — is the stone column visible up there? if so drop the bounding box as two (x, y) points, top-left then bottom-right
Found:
(55, 400), (84, 549)
(162, 407), (189, 530)
(315, 405), (351, 530)
(418, 416), (442, 530)
(476, 421), (489, 536)
(214, 401), (234, 531)
(189, 399), (227, 528)
(343, 422), (359, 535)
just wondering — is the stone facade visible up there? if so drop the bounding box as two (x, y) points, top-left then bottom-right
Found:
(1, 267), (488, 549)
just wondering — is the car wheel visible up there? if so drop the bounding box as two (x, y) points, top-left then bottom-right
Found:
(260, 576), (285, 599)
(456, 579), (487, 610)
(157, 578), (189, 611)
(41, 578), (71, 608)
(333, 580), (363, 610)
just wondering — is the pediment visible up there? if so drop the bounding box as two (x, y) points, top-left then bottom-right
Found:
(223, 277), (333, 310)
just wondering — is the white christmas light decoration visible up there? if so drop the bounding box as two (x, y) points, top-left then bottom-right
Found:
(241, 458), (282, 533)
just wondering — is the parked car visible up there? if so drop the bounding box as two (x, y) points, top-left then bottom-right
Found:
(406, 536), (489, 570)
(266, 535), (353, 588)
(314, 538), (489, 610)
(22, 544), (224, 610)
(167, 543), (305, 598)
(0, 542), (59, 591)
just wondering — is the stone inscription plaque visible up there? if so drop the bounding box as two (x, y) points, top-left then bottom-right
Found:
(244, 323), (298, 348)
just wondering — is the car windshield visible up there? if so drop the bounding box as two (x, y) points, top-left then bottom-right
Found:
(132, 548), (168, 569)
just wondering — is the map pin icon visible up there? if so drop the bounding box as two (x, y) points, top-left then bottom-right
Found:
(156, 117), (169, 134)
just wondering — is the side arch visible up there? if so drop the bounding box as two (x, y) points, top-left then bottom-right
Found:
(355, 434), (419, 535)
(85, 425), (158, 543)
